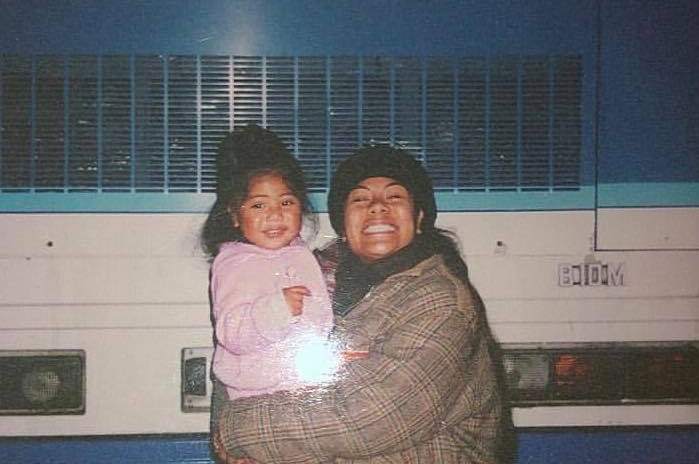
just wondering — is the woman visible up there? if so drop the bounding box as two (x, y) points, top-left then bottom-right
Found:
(213, 145), (512, 463)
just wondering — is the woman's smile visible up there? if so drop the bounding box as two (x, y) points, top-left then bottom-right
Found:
(362, 223), (397, 234)
(344, 176), (423, 262)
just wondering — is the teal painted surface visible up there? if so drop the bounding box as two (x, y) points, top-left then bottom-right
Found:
(434, 188), (595, 212)
(597, 183), (699, 208)
(0, 188), (596, 213)
(2, 183), (697, 212)
(0, 193), (217, 213)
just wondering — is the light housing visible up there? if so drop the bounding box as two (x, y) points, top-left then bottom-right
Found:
(0, 350), (85, 415)
(181, 347), (213, 413)
(502, 342), (699, 406)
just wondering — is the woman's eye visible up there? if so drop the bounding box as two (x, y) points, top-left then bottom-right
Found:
(281, 198), (297, 206)
(385, 186), (410, 201)
(250, 203), (265, 210)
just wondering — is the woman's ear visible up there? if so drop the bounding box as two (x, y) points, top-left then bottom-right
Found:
(416, 209), (425, 234)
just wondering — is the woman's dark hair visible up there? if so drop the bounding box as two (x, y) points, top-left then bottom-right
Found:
(328, 145), (469, 284)
(201, 124), (315, 258)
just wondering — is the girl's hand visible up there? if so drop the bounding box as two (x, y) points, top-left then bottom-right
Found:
(282, 285), (310, 316)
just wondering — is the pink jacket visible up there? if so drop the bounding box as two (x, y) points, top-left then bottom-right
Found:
(211, 240), (333, 399)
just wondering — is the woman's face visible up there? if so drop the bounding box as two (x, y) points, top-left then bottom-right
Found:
(344, 176), (423, 262)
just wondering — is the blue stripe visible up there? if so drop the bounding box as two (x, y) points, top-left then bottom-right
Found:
(0, 193), (216, 213)
(0, 434), (214, 464)
(598, 182), (699, 208)
(1, 428), (698, 464)
(0, 187), (596, 213)
(434, 187), (594, 211)
(2, 183), (697, 213)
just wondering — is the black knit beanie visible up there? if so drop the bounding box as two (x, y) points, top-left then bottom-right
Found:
(328, 145), (437, 236)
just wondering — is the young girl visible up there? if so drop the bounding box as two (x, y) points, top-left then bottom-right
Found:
(201, 125), (334, 400)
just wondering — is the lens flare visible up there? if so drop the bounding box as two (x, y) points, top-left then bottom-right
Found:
(293, 335), (342, 384)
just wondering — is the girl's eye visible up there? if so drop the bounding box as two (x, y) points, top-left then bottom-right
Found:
(250, 203), (265, 210)
(281, 198), (297, 206)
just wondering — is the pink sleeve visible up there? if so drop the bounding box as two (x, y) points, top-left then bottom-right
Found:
(212, 255), (293, 355)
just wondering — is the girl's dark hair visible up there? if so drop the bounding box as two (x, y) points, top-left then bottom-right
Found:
(201, 124), (314, 258)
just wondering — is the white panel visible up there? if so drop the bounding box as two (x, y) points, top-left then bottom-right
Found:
(597, 207), (699, 250)
(513, 405), (699, 427)
(0, 256), (209, 305)
(0, 304), (210, 330)
(438, 210), (594, 256)
(0, 213), (206, 257)
(0, 210), (594, 257)
(0, 327), (212, 436)
(1, 212), (697, 432)
(487, 298), (699, 343)
(468, 251), (699, 300)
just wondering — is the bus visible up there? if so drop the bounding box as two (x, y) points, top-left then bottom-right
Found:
(1, 1), (697, 462)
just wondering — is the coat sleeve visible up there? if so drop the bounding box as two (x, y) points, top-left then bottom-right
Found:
(217, 277), (481, 463)
(212, 253), (294, 355)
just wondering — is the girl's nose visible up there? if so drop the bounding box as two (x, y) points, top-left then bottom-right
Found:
(267, 203), (283, 219)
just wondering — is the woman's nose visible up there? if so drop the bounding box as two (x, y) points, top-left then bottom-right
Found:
(368, 198), (388, 214)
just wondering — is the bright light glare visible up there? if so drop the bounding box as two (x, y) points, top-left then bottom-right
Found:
(293, 335), (342, 384)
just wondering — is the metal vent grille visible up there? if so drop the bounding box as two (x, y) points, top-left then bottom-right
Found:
(0, 54), (582, 207)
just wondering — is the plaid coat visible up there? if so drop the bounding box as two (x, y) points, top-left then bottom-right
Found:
(216, 255), (504, 463)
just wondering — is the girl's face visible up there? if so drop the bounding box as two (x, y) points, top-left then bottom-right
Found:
(233, 172), (303, 250)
